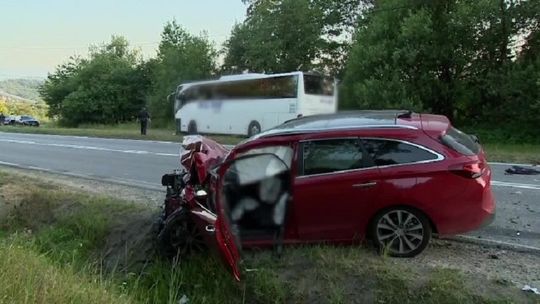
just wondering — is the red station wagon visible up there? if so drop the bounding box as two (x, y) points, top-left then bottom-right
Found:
(158, 110), (496, 281)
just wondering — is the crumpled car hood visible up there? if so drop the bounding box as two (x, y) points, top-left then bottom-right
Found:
(180, 135), (229, 182)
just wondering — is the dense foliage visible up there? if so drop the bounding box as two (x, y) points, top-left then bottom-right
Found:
(39, 0), (540, 142)
(223, 0), (365, 75)
(39, 36), (150, 126)
(341, 0), (540, 142)
(147, 21), (216, 125)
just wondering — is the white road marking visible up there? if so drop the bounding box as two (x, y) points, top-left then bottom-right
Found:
(0, 138), (178, 157)
(491, 180), (540, 190)
(0, 131), (179, 145)
(489, 161), (538, 167)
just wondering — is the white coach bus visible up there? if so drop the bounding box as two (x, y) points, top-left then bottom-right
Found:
(173, 71), (337, 137)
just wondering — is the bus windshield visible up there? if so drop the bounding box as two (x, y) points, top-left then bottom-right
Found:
(304, 74), (334, 96)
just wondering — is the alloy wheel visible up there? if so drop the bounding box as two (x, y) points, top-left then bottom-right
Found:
(375, 209), (427, 256)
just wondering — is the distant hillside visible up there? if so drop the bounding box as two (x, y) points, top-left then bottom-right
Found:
(0, 78), (44, 102)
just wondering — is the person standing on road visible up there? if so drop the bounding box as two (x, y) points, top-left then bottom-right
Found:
(138, 107), (151, 135)
(0, 113), (5, 126)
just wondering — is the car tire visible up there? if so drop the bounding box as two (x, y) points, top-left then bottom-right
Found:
(157, 208), (206, 259)
(370, 206), (431, 257)
(247, 121), (261, 137)
(187, 121), (198, 135)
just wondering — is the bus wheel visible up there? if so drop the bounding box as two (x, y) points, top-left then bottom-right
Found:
(187, 121), (198, 135)
(248, 121), (261, 137)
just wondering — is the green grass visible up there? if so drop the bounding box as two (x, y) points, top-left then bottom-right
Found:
(0, 171), (535, 303)
(483, 142), (540, 164)
(2, 123), (539, 163)
(0, 122), (244, 145)
(0, 244), (133, 304)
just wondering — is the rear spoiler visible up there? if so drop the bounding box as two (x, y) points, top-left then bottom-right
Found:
(420, 114), (450, 139)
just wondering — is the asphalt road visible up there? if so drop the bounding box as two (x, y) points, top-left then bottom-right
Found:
(0, 131), (539, 251)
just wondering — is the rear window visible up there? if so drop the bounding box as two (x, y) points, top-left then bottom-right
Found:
(440, 127), (480, 156)
(362, 139), (440, 166)
(304, 75), (334, 96)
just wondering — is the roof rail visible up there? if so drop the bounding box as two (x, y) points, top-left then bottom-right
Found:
(257, 124), (418, 139)
(396, 110), (413, 119)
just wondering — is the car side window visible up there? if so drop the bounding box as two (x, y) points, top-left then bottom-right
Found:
(302, 138), (366, 176)
(361, 139), (439, 166)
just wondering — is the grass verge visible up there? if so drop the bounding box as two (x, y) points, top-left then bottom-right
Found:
(483, 143), (540, 164)
(0, 170), (535, 303)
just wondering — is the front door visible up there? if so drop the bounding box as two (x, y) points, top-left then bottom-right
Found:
(213, 153), (292, 281)
(293, 138), (381, 241)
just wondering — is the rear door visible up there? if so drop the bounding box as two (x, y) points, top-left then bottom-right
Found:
(293, 138), (381, 241)
(360, 138), (444, 211)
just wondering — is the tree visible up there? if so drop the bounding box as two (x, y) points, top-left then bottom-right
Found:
(223, 0), (369, 76)
(40, 36), (150, 126)
(39, 56), (83, 120)
(223, 0), (324, 74)
(148, 20), (217, 124)
(0, 98), (8, 114)
(341, 0), (540, 141)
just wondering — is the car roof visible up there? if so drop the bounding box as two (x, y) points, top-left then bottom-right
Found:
(252, 110), (420, 140)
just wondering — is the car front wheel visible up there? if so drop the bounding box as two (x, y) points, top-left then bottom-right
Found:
(371, 207), (431, 257)
(157, 209), (206, 258)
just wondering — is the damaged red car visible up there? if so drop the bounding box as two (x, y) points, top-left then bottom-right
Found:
(157, 110), (495, 281)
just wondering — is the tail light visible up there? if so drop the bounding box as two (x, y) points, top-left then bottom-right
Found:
(449, 161), (486, 179)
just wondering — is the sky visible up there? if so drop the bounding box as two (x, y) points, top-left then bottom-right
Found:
(0, 0), (246, 79)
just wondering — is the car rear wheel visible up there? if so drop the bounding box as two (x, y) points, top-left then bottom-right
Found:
(371, 207), (431, 257)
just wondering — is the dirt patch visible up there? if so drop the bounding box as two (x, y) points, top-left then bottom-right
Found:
(0, 166), (163, 207)
(244, 242), (540, 304)
(100, 208), (160, 274)
(0, 183), (28, 205)
(394, 239), (540, 289)
(0, 183), (58, 230)
(0, 184), (21, 220)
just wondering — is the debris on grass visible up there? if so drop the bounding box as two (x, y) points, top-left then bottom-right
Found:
(522, 285), (540, 295)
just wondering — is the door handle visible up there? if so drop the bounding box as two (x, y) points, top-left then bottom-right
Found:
(352, 181), (377, 188)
